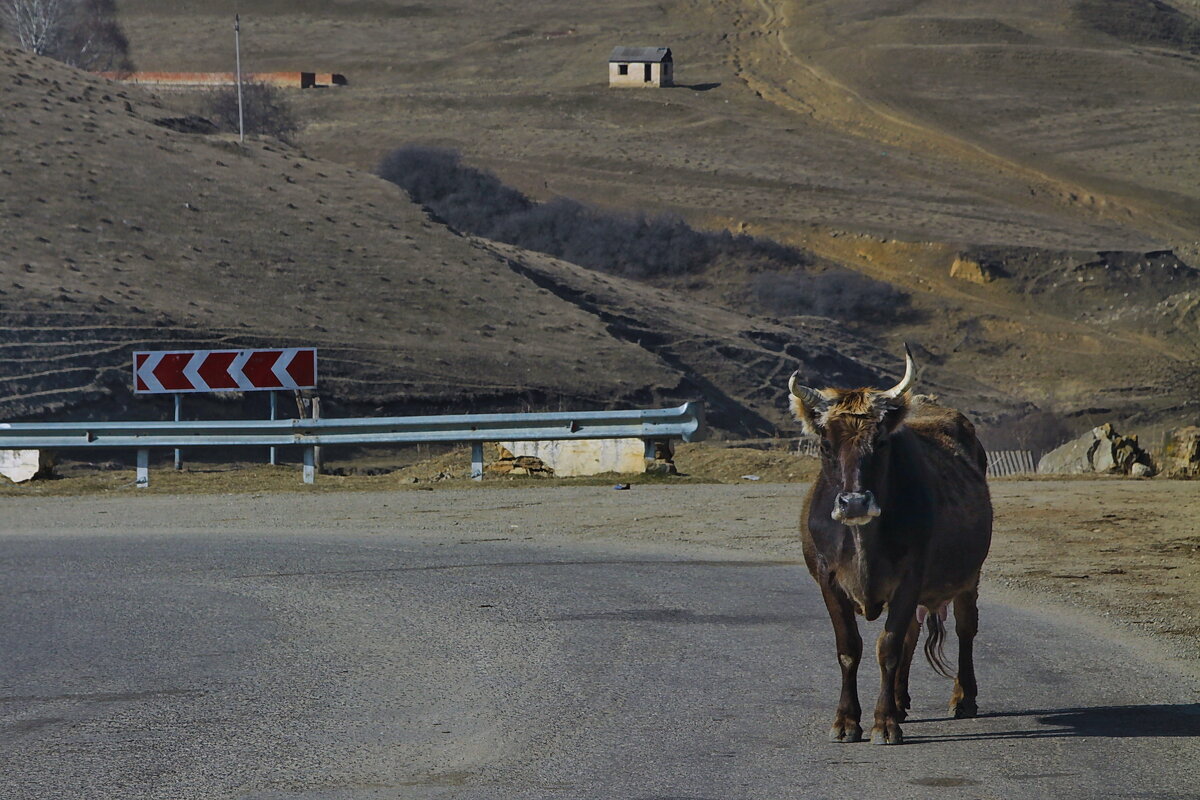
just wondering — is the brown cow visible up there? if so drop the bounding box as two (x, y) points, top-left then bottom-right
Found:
(790, 345), (992, 745)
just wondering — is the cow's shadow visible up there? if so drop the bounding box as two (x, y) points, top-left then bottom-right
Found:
(904, 703), (1200, 743)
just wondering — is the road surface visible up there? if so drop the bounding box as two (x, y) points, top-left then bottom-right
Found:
(2, 486), (1197, 799)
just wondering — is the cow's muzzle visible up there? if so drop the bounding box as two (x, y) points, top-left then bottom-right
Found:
(832, 491), (881, 526)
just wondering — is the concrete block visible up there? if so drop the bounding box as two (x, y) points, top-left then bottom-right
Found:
(500, 438), (647, 477)
(0, 450), (52, 483)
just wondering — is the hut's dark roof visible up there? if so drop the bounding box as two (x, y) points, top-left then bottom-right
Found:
(608, 46), (672, 63)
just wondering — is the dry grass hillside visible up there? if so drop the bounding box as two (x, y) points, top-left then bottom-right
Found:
(115, 0), (1195, 251)
(4, 0), (1200, 445)
(0, 45), (938, 435)
(93, 0), (1200, 439)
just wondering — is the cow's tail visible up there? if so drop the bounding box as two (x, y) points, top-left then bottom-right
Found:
(923, 615), (955, 679)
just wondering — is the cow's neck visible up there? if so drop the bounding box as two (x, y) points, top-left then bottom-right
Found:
(836, 523), (896, 613)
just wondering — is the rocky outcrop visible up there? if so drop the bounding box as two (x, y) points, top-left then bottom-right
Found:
(1038, 423), (1155, 476)
(1161, 426), (1200, 478)
(949, 256), (1001, 284)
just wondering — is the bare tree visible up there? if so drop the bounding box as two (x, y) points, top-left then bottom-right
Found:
(0, 0), (132, 71)
(0, 0), (69, 56)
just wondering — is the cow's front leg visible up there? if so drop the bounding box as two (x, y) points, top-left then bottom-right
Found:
(872, 589), (919, 745)
(819, 578), (863, 742)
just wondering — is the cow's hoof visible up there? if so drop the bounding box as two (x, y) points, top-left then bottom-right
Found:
(829, 721), (863, 743)
(870, 722), (904, 745)
(951, 699), (978, 719)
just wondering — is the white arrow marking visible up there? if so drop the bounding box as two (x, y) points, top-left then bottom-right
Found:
(182, 351), (206, 392)
(230, 350), (255, 391)
(272, 348), (300, 390)
(136, 352), (167, 394)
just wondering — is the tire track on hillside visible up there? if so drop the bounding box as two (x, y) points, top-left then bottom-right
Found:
(712, 0), (1193, 243)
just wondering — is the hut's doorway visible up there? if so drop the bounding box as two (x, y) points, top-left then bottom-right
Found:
(644, 64), (652, 82)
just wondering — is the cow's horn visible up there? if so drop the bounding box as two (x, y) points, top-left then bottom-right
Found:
(881, 343), (917, 399)
(788, 372), (824, 409)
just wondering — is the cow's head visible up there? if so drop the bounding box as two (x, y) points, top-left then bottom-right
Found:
(789, 346), (918, 526)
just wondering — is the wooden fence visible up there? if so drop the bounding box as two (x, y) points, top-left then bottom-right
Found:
(795, 436), (820, 458)
(987, 450), (1037, 477)
(798, 439), (1037, 477)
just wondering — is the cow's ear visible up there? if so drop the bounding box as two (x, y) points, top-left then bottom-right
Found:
(788, 374), (827, 435)
(879, 395), (910, 432)
(790, 393), (825, 435)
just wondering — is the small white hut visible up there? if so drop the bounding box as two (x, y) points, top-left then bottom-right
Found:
(608, 46), (673, 88)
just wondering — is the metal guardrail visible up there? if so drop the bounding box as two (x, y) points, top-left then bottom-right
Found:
(0, 401), (705, 486)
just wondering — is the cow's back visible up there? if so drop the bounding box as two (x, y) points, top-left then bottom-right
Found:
(905, 396), (988, 479)
(902, 397), (992, 580)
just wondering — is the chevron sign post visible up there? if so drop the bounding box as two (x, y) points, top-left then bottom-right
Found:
(133, 348), (317, 394)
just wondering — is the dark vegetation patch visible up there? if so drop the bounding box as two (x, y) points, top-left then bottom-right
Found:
(377, 146), (809, 279)
(378, 146), (908, 321)
(750, 270), (910, 320)
(1075, 0), (1200, 53)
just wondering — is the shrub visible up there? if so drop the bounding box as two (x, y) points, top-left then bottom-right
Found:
(202, 80), (300, 143)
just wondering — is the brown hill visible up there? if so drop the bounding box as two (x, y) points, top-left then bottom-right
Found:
(6, 0), (1200, 445)
(0, 45), (928, 435)
(95, 0), (1200, 440)
(110, 0), (1198, 250)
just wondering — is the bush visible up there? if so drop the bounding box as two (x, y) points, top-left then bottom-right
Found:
(202, 81), (300, 143)
(980, 408), (1075, 454)
(750, 269), (910, 320)
(376, 146), (814, 279)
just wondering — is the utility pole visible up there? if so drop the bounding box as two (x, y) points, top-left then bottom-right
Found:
(234, 13), (245, 142)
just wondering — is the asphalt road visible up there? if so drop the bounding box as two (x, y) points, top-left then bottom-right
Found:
(2, 487), (1198, 799)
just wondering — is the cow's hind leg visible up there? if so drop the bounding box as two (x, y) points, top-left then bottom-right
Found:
(819, 578), (863, 742)
(893, 615), (920, 722)
(950, 580), (980, 718)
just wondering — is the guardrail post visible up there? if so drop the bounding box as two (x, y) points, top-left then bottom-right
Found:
(173, 394), (182, 471)
(312, 396), (323, 475)
(643, 438), (677, 475)
(136, 449), (149, 488)
(303, 446), (315, 484)
(268, 391), (277, 466)
(471, 442), (484, 481)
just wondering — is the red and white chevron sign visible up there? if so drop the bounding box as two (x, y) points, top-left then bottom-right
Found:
(133, 348), (317, 394)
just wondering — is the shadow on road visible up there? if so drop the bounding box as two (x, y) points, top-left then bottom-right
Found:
(906, 703), (1200, 743)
